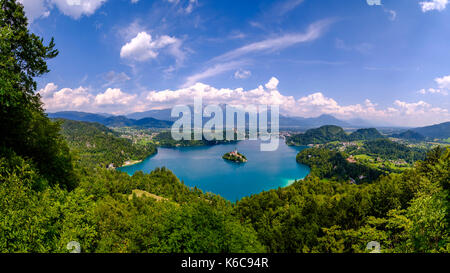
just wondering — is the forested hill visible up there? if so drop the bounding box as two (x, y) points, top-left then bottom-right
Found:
(411, 121), (450, 139)
(59, 119), (156, 168)
(286, 125), (348, 145)
(341, 138), (427, 164)
(391, 130), (426, 141)
(348, 128), (384, 141)
(296, 148), (383, 183)
(286, 125), (384, 145)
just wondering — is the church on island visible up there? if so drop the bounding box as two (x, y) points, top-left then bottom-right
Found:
(223, 148), (248, 163)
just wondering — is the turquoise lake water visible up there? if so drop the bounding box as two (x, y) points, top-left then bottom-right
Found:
(118, 140), (310, 201)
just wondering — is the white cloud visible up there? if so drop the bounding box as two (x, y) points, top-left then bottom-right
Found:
(102, 71), (131, 87)
(144, 79), (294, 109)
(94, 88), (137, 105)
(39, 84), (136, 113)
(39, 79), (450, 126)
(118, 20), (147, 41)
(265, 77), (279, 89)
(51, 0), (107, 19)
(234, 69), (252, 79)
(336, 39), (374, 54)
(120, 32), (181, 62)
(183, 20), (332, 87)
(418, 75), (450, 96)
(277, 0), (304, 15)
(185, 0), (197, 14)
(19, 0), (107, 21)
(38, 82), (59, 98)
(166, 38), (186, 67)
(142, 80), (449, 126)
(18, 0), (50, 22)
(435, 75), (450, 89)
(141, 79), (449, 126)
(183, 61), (247, 87)
(384, 9), (397, 21)
(391, 100), (449, 125)
(120, 32), (159, 61)
(213, 19), (333, 62)
(165, 0), (198, 14)
(394, 100), (430, 114)
(420, 0), (448, 12)
(39, 83), (94, 111)
(418, 88), (448, 95)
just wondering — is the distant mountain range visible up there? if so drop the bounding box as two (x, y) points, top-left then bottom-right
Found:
(126, 109), (176, 121)
(47, 110), (450, 139)
(129, 107), (362, 128)
(48, 110), (363, 129)
(49, 107), (373, 129)
(388, 122), (450, 140)
(278, 114), (352, 128)
(48, 111), (173, 128)
(410, 122), (450, 139)
(391, 130), (426, 141)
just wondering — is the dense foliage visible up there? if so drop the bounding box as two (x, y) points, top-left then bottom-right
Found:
(59, 119), (156, 168)
(236, 147), (449, 253)
(348, 128), (384, 141)
(0, 0), (76, 190)
(412, 121), (450, 139)
(296, 148), (383, 183)
(391, 130), (426, 141)
(286, 125), (349, 145)
(350, 139), (427, 163)
(0, 151), (263, 252)
(286, 125), (384, 145)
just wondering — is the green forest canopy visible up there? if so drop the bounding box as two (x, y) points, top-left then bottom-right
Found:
(59, 119), (156, 168)
(286, 126), (385, 145)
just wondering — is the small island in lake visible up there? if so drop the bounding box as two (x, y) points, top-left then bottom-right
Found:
(223, 149), (248, 163)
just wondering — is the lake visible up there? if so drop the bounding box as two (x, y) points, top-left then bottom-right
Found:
(118, 139), (310, 201)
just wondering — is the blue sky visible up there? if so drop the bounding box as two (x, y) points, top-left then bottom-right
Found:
(20, 0), (450, 126)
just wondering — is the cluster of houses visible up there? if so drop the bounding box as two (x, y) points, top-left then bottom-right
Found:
(389, 159), (408, 166)
(119, 131), (158, 144)
(339, 142), (359, 151)
(307, 144), (322, 148)
(346, 155), (357, 163)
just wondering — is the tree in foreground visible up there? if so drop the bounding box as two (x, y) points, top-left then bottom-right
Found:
(0, 0), (76, 190)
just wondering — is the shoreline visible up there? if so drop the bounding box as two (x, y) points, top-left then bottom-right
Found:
(285, 179), (299, 187)
(285, 176), (308, 187)
(121, 159), (143, 167)
(118, 140), (311, 200)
